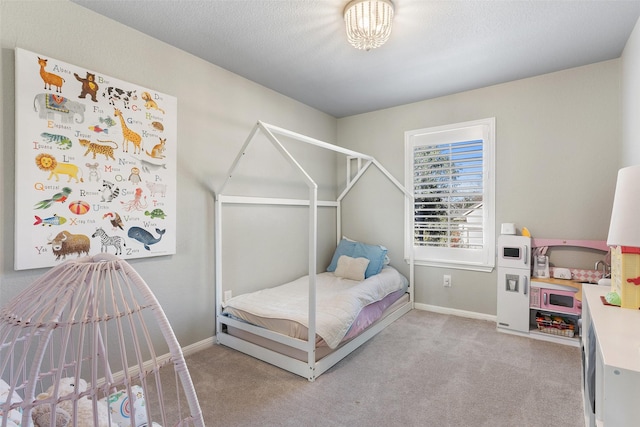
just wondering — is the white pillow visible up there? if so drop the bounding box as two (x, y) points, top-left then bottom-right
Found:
(334, 255), (370, 281)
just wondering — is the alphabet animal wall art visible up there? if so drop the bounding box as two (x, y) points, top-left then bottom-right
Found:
(14, 48), (177, 270)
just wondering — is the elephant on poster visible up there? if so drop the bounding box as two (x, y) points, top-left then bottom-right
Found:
(33, 93), (86, 124)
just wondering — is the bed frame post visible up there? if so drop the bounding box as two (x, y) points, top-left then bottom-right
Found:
(257, 121), (321, 380)
(215, 122), (260, 337)
(307, 185), (318, 379)
(215, 194), (223, 337)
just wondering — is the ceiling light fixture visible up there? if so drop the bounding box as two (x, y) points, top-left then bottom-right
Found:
(344, 0), (395, 51)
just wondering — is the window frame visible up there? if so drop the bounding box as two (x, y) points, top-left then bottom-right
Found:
(404, 118), (496, 272)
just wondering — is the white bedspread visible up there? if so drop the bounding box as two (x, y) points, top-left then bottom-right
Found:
(222, 266), (407, 349)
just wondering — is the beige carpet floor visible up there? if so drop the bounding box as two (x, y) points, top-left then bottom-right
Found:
(180, 309), (584, 427)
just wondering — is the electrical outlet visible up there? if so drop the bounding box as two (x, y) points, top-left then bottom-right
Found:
(443, 275), (452, 287)
(224, 290), (232, 302)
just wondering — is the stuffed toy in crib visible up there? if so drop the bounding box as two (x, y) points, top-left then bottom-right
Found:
(1, 379), (27, 427)
(31, 406), (69, 427)
(31, 378), (117, 427)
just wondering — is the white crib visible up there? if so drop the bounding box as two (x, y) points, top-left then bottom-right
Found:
(0, 254), (204, 427)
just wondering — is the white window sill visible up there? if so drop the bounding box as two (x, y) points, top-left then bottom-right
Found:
(406, 258), (495, 273)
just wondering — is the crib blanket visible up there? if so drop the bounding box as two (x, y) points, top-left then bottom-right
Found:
(222, 266), (407, 349)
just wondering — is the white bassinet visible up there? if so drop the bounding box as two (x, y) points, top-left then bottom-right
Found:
(0, 254), (204, 427)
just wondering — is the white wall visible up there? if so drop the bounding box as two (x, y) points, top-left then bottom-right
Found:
(622, 17), (640, 165)
(0, 0), (337, 348)
(0, 0), (629, 335)
(338, 61), (621, 315)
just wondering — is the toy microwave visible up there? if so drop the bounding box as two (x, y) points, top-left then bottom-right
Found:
(530, 286), (582, 315)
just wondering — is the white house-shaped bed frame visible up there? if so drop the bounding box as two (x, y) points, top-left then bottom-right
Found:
(215, 121), (414, 381)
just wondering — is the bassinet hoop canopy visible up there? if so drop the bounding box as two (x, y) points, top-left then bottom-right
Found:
(0, 253), (204, 427)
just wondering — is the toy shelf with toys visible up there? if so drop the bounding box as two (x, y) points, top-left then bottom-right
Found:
(497, 235), (610, 346)
(526, 238), (610, 346)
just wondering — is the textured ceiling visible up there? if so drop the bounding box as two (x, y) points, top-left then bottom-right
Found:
(71, 0), (640, 118)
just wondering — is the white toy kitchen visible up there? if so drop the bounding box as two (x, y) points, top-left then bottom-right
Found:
(497, 235), (609, 347)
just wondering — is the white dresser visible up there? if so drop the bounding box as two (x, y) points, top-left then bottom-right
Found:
(581, 285), (640, 427)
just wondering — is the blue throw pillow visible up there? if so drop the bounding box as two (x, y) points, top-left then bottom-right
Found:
(327, 238), (356, 272)
(327, 238), (387, 279)
(352, 241), (387, 278)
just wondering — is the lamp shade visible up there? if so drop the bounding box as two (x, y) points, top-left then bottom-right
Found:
(344, 0), (394, 51)
(607, 164), (640, 247)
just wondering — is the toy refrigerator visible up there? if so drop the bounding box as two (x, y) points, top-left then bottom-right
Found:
(497, 235), (532, 333)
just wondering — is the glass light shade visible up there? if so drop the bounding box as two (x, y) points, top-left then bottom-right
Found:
(607, 164), (640, 247)
(344, 0), (394, 51)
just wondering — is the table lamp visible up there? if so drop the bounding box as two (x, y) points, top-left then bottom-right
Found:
(607, 164), (640, 309)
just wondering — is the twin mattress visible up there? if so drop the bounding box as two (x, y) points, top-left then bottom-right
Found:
(221, 266), (409, 351)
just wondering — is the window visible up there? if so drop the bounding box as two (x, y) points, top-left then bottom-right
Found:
(405, 118), (495, 271)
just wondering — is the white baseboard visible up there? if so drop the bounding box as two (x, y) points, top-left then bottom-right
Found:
(414, 303), (496, 322)
(94, 337), (215, 387)
(181, 337), (215, 357)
